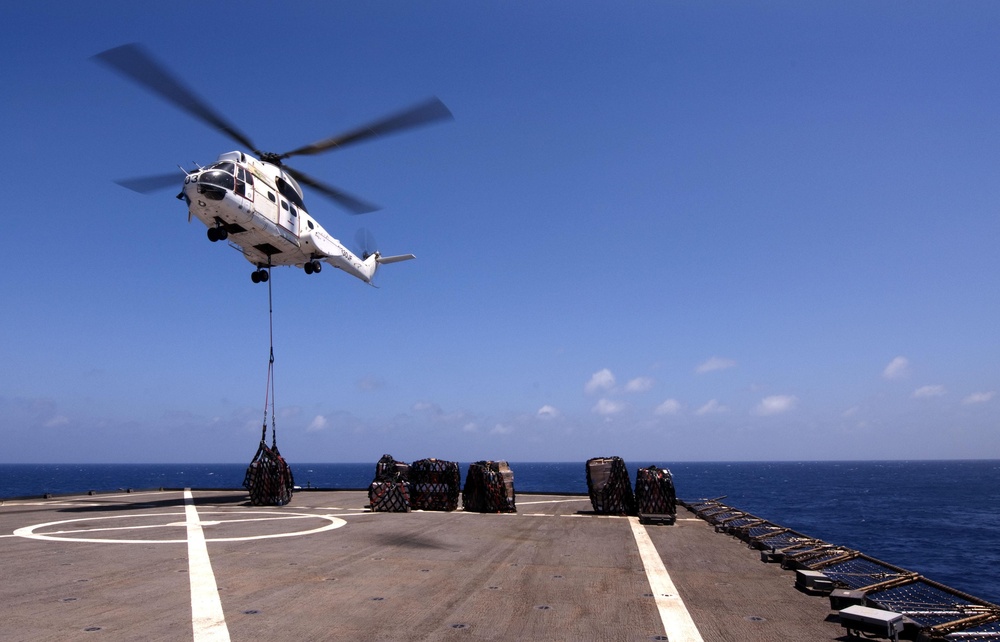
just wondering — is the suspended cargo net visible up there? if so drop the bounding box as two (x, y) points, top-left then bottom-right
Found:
(586, 456), (635, 515)
(369, 454), (411, 512)
(243, 431), (294, 506)
(410, 458), (461, 511)
(243, 262), (294, 507)
(462, 461), (516, 513)
(634, 465), (676, 523)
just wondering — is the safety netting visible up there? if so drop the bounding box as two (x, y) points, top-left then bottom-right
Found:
(462, 461), (516, 513)
(681, 497), (1000, 640)
(410, 458), (461, 511)
(586, 456), (635, 515)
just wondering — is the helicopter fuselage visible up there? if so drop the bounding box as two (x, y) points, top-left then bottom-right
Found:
(180, 151), (379, 283)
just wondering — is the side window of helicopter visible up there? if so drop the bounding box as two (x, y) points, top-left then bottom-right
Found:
(290, 204), (297, 218)
(268, 192), (276, 202)
(307, 220), (314, 230)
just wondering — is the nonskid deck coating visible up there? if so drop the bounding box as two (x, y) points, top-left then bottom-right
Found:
(0, 490), (845, 641)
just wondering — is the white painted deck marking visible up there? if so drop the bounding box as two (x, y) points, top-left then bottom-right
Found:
(184, 489), (231, 642)
(628, 516), (704, 642)
(13, 511), (346, 544)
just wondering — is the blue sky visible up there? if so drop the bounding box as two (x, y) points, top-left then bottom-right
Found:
(2, 2), (999, 464)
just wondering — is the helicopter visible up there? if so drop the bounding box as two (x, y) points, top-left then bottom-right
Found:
(93, 44), (452, 284)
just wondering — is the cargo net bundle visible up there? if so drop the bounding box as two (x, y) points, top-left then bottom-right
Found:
(409, 458), (461, 511)
(368, 454), (411, 513)
(243, 436), (294, 507)
(586, 456), (635, 515)
(462, 461), (516, 513)
(634, 466), (676, 522)
(683, 497), (1000, 641)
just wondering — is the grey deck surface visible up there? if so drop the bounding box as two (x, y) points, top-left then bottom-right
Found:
(0, 490), (847, 641)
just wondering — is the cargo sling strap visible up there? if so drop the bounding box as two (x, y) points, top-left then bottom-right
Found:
(243, 262), (294, 506)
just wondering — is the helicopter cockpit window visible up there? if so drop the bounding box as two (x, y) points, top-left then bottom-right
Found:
(200, 169), (234, 191)
(206, 162), (235, 175)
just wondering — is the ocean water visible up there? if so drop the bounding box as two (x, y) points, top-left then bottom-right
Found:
(1, 460), (997, 605)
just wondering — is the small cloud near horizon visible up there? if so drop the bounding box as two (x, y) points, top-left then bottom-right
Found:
(592, 398), (624, 416)
(962, 391), (995, 405)
(585, 369), (616, 394)
(754, 395), (797, 416)
(537, 405), (560, 418)
(912, 385), (946, 399)
(625, 377), (654, 393)
(696, 357), (736, 374)
(883, 356), (910, 380)
(655, 399), (681, 415)
(696, 399), (726, 415)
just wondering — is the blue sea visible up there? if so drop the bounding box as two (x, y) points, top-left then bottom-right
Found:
(2, 460), (998, 605)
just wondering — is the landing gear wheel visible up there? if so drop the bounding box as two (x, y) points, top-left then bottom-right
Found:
(207, 227), (219, 242)
(251, 270), (261, 283)
(303, 261), (314, 275)
(259, 269), (269, 283)
(217, 227), (229, 241)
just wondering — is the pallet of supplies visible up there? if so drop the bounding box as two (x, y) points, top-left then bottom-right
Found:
(369, 454), (411, 512)
(586, 456), (635, 515)
(634, 465), (676, 524)
(409, 458), (461, 511)
(462, 461), (516, 513)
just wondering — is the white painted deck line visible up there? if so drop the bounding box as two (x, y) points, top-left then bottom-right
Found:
(184, 489), (231, 642)
(628, 516), (704, 642)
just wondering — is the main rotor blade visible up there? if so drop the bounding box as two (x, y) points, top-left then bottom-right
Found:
(284, 166), (380, 214)
(279, 97), (453, 159)
(93, 43), (259, 153)
(114, 172), (185, 193)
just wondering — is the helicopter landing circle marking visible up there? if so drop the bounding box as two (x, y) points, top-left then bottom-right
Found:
(13, 510), (346, 544)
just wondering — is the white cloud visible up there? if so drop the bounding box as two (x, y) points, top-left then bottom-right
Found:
(593, 398), (624, 416)
(696, 399), (726, 415)
(537, 405), (560, 419)
(356, 375), (385, 391)
(491, 423), (513, 435)
(754, 395), (797, 416)
(912, 385), (946, 399)
(883, 356), (910, 380)
(585, 369), (616, 394)
(307, 415), (327, 432)
(696, 357), (736, 374)
(654, 399), (681, 415)
(463, 422), (479, 433)
(962, 391), (996, 405)
(43, 415), (70, 428)
(625, 377), (654, 393)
